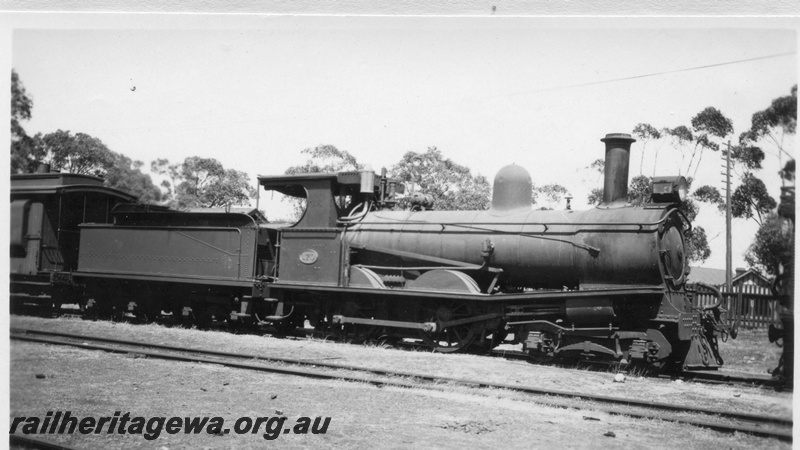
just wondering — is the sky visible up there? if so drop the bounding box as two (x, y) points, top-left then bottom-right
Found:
(5, 15), (798, 271)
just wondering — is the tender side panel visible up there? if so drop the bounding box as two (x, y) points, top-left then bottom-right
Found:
(78, 224), (258, 282)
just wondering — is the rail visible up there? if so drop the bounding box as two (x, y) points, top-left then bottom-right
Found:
(11, 327), (793, 442)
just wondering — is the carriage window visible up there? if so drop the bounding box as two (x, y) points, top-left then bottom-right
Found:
(10, 200), (30, 256)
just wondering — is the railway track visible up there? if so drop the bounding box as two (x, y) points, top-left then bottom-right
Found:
(11, 327), (792, 442)
(14, 310), (787, 390)
(488, 348), (788, 389)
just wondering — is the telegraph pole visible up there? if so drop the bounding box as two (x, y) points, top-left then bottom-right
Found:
(724, 141), (732, 290)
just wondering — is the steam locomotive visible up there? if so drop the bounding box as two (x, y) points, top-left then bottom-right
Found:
(10, 133), (732, 371)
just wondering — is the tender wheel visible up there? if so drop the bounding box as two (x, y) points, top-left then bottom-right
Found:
(418, 301), (477, 353)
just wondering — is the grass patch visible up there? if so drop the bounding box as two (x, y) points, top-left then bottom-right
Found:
(716, 328), (782, 374)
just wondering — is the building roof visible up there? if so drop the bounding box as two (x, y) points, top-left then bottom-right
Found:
(731, 268), (773, 286)
(687, 266), (773, 288)
(687, 267), (728, 286)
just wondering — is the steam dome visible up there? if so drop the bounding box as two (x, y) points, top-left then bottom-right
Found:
(490, 164), (532, 214)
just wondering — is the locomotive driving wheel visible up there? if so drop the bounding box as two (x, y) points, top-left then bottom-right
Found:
(418, 301), (478, 353)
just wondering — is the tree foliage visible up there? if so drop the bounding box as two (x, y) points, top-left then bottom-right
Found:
(104, 153), (162, 204)
(392, 147), (491, 210)
(691, 106), (734, 140)
(11, 69), (37, 173)
(532, 183), (569, 210)
(741, 85), (797, 149)
(744, 212), (794, 276)
(11, 70), (32, 122)
(730, 173), (776, 225)
(686, 107), (733, 178)
(587, 158), (604, 175)
(632, 123), (662, 176)
(26, 130), (162, 202)
(665, 125), (693, 149)
(151, 158), (181, 201)
(631, 108), (732, 180)
(152, 157), (252, 209)
(693, 184), (725, 213)
(663, 125), (695, 176)
(730, 145), (765, 171)
(196, 168), (252, 208)
(740, 85), (796, 185)
(31, 130), (115, 176)
(626, 175), (653, 207)
(685, 226), (711, 264)
(745, 156), (794, 277)
(679, 197), (700, 223)
(285, 144), (360, 175)
(735, 93), (795, 272)
(587, 187), (603, 206)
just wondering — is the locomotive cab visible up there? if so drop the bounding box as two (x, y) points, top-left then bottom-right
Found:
(257, 169), (401, 286)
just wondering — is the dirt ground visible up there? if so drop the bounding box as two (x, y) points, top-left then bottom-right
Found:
(715, 327), (784, 375)
(8, 316), (793, 449)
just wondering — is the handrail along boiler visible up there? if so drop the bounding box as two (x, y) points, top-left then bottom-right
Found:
(258, 133), (731, 370)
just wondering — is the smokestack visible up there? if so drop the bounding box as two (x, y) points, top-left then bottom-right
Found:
(35, 163), (51, 174)
(600, 133), (636, 205)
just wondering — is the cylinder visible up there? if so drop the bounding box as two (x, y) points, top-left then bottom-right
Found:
(601, 133), (636, 205)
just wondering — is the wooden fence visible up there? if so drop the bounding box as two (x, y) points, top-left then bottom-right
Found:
(692, 283), (778, 329)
